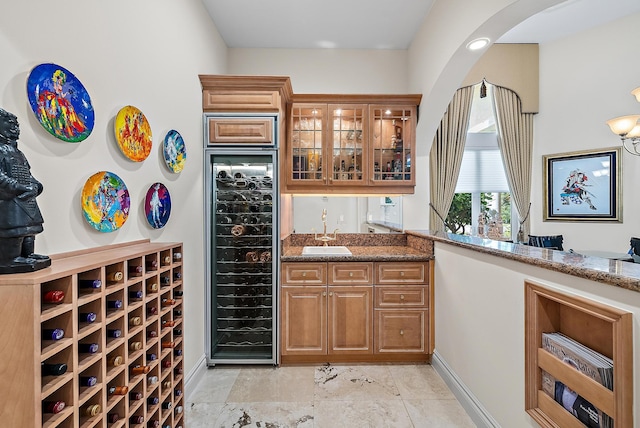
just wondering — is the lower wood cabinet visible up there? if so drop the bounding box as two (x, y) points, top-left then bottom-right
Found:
(374, 310), (427, 353)
(328, 286), (373, 354)
(281, 260), (432, 364)
(281, 286), (327, 354)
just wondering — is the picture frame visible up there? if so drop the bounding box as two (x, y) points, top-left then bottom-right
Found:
(543, 147), (621, 222)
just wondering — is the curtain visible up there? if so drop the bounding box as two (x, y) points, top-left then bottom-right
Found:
(492, 85), (534, 242)
(429, 86), (474, 231)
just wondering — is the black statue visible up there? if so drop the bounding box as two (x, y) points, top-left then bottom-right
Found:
(0, 108), (50, 273)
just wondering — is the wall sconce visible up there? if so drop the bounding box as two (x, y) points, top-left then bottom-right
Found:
(606, 87), (640, 155)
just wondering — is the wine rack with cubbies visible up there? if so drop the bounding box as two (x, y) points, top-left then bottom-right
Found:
(0, 240), (184, 428)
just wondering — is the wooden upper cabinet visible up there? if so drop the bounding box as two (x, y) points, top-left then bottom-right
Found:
(206, 116), (274, 145)
(199, 75), (293, 113)
(284, 94), (421, 194)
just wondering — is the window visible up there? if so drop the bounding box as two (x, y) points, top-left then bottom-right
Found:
(446, 83), (513, 238)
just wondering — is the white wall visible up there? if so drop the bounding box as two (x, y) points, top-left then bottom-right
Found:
(229, 48), (409, 94)
(532, 12), (640, 253)
(0, 0), (228, 377)
(435, 241), (640, 427)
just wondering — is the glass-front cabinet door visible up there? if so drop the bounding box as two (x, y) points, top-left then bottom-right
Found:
(329, 104), (366, 186)
(289, 104), (325, 185)
(286, 96), (420, 193)
(370, 105), (417, 186)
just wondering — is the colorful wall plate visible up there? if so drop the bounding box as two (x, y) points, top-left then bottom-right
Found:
(82, 171), (130, 233)
(114, 105), (152, 162)
(26, 63), (95, 142)
(144, 182), (171, 229)
(163, 129), (187, 173)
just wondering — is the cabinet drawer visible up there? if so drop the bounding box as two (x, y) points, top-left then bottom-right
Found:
(375, 262), (429, 284)
(282, 263), (327, 285)
(207, 117), (274, 145)
(203, 90), (280, 111)
(375, 286), (428, 308)
(374, 310), (427, 353)
(328, 262), (373, 285)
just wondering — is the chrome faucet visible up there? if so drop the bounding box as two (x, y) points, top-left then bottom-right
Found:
(312, 208), (339, 246)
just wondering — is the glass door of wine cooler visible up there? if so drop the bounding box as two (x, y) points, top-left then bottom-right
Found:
(205, 151), (278, 364)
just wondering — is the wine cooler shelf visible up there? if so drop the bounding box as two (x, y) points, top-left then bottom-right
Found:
(211, 168), (276, 362)
(0, 240), (185, 428)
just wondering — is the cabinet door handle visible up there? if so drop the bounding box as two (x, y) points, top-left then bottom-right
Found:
(400, 330), (404, 335)
(322, 291), (327, 297)
(329, 291), (333, 297)
(302, 272), (307, 277)
(349, 272), (353, 277)
(400, 294), (405, 300)
(400, 271), (405, 277)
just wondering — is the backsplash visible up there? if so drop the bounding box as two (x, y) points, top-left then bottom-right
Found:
(284, 233), (408, 247)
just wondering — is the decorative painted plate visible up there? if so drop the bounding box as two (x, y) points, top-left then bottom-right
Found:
(26, 63), (95, 142)
(81, 171), (130, 232)
(144, 182), (171, 229)
(114, 105), (152, 162)
(163, 129), (187, 173)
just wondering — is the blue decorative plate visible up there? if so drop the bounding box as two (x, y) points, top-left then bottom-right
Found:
(144, 182), (171, 229)
(26, 63), (94, 142)
(163, 129), (187, 173)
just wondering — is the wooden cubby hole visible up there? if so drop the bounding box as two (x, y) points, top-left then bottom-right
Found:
(525, 280), (633, 428)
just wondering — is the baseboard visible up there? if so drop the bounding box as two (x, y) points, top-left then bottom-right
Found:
(432, 350), (500, 428)
(184, 353), (207, 402)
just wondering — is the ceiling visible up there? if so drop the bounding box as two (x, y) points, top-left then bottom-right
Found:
(203, 0), (640, 49)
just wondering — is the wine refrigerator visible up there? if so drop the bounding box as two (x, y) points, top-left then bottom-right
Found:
(204, 114), (279, 365)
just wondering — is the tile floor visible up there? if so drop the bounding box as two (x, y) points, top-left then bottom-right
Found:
(185, 363), (476, 427)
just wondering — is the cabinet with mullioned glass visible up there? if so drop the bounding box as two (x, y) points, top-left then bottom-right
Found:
(285, 95), (421, 194)
(369, 104), (418, 187)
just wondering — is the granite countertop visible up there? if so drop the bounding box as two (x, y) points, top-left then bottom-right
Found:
(281, 245), (432, 262)
(407, 230), (640, 293)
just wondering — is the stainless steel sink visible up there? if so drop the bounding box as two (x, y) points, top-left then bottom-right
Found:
(302, 246), (352, 256)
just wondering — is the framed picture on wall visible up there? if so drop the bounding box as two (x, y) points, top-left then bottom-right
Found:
(543, 147), (621, 222)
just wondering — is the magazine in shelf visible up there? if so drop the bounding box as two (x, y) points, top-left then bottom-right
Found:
(541, 332), (613, 428)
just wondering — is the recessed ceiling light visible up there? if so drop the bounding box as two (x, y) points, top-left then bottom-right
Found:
(466, 38), (490, 51)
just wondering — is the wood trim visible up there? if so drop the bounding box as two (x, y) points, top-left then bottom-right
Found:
(428, 259), (435, 355)
(283, 184), (416, 195)
(292, 94), (422, 105)
(280, 353), (431, 365)
(199, 75), (293, 111)
(199, 75), (293, 102)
